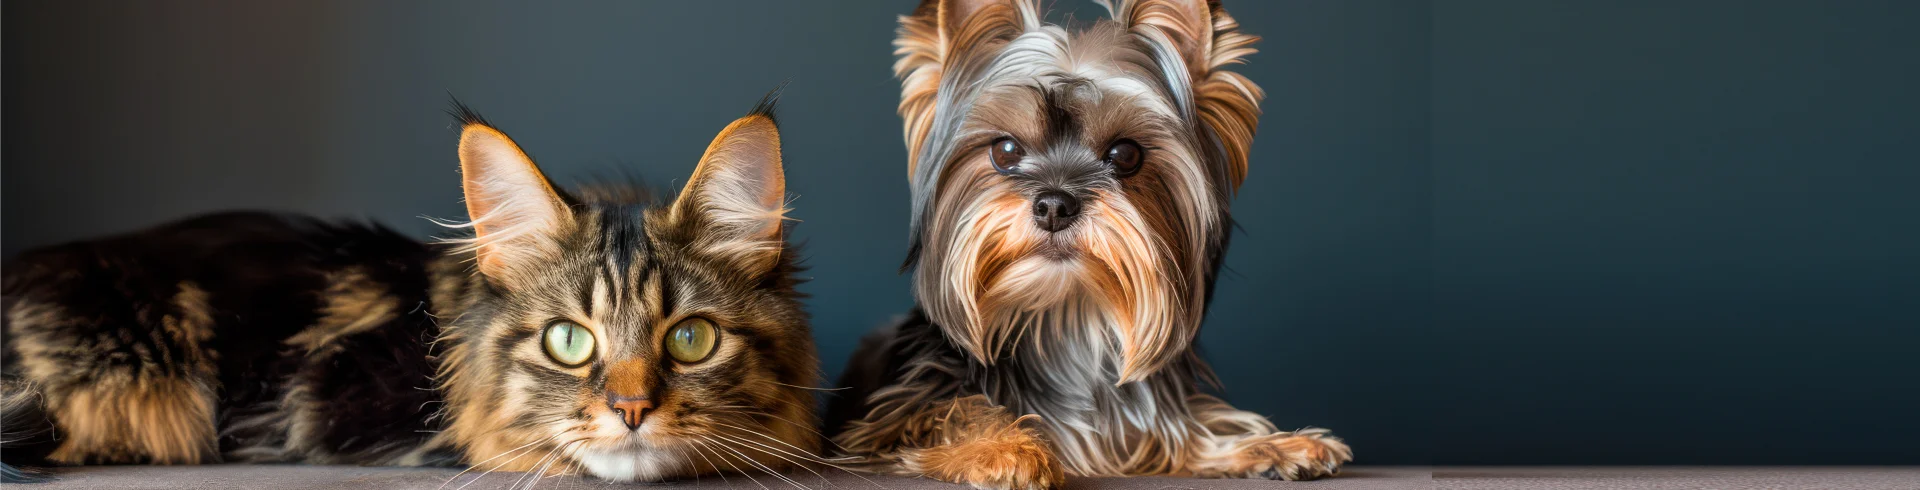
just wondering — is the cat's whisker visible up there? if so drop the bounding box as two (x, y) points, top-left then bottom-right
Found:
(519, 439), (581, 490)
(506, 440), (560, 490)
(542, 440), (586, 488)
(709, 407), (862, 457)
(565, 439), (590, 480)
(507, 450), (555, 490)
(702, 434), (808, 490)
(442, 432), (562, 490)
(709, 418), (861, 464)
(716, 424), (880, 484)
(685, 441), (733, 487)
(710, 432), (827, 484)
(712, 419), (887, 489)
(764, 381), (851, 391)
(673, 446), (701, 485)
(504, 442), (564, 490)
(463, 436), (570, 490)
(708, 402), (856, 454)
(702, 434), (798, 488)
(544, 451), (584, 490)
(696, 438), (770, 490)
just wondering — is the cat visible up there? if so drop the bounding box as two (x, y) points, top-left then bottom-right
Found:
(0, 95), (821, 484)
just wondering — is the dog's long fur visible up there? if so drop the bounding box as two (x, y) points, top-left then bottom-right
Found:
(827, 1), (1350, 488)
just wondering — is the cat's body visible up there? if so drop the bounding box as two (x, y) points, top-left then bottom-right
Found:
(2, 211), (466, 471)
(1, 99), (823, 483)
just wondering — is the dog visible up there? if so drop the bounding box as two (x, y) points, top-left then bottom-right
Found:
(824, 1), (1351, 489)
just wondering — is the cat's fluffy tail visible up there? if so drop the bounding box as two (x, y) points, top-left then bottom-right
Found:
(1, 377), (59, 483)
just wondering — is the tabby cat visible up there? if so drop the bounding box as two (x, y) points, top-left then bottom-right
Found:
(0, 97), (820, 483)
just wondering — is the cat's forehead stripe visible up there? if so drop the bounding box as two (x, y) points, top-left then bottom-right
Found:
(646, 262), (672, 322)
(592, 204), (653, 318)
(578, 273), (595, 317)
(589, 273), (610, 318)
(600, 204), (648, 272)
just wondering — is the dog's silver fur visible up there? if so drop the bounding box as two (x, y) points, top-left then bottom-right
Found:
(831, 0), (1350, 485)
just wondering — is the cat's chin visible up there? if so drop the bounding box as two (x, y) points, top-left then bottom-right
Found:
(574, 446), (692, 483)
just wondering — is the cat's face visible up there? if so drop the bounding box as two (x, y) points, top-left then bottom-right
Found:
(433, 101), (818, 482)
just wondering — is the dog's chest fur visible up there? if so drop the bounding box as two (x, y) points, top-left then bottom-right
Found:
(972, 306), (1199, 475)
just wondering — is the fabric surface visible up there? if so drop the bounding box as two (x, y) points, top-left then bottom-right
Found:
(1435, 467), (1920, 490)
(23, 466), (1920, 489)
(25, 466), (1433, 489)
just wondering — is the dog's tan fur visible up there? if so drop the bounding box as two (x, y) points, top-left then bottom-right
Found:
(834, 2), (1348, 488)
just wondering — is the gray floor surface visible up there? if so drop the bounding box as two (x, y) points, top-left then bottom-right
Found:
(19, 465), (1920, 489)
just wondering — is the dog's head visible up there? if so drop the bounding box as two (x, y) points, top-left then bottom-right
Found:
(896, 0), (1262, 382)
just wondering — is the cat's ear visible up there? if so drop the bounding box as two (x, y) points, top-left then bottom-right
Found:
(1105, 0), (1263, 191)
(457, 117), (573, 280)
(671, 103), (788, 275)
(895, 0), (1038, 173)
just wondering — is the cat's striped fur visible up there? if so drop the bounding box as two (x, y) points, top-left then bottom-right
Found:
(1, 95), (820, 483)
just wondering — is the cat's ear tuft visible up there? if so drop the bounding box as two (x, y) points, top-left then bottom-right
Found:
(457, 120), (572, 280)
(672, 109), (788, 275)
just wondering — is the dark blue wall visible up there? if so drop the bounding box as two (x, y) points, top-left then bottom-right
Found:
(1431, 0), (1920, 464)
(6, 0), (1915, 466)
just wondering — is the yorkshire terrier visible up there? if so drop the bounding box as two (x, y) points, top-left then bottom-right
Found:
(826, 1), (1351, 488)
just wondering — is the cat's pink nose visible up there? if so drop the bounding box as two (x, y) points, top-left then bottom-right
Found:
(609, 396), (654, 430)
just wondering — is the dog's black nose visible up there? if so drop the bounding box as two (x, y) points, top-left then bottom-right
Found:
(1032, 190), (1081, 232)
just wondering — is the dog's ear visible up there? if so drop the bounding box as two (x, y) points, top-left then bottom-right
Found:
(671, 105), (788, 276)
(895, 0), (1039, 174)
(456, 115), (574, 282)
(1105, 0), (1263, 191)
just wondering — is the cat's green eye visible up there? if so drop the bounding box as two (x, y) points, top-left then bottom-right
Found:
(665, 317), (720, 364)
(542, 321), (595, 367)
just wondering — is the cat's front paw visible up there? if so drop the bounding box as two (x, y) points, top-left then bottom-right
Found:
(910, 417), (1065, 490)
(1234, 428), (1352, 481)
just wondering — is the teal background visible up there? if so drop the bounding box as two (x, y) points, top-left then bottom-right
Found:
(5, 1), (1915, 465)
(1430, 1), (1919, 464)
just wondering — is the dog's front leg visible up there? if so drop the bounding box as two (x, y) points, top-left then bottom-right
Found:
(1181, 394), (1352, 480)
(836, 394), (1064, 490)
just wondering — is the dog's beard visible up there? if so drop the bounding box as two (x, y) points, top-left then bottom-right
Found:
(915, 169), (1203, 383)
(877, 0), (1280, 476)
(901, 8), (1246, 388)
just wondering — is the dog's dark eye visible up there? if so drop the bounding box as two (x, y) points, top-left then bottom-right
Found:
(988, 137), (1024, 174)
(1104, 140), (1144, 177)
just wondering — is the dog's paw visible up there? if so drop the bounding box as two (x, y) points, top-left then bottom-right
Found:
(909, 419), (1065, 490)
(1231, 428), (1352, 481)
